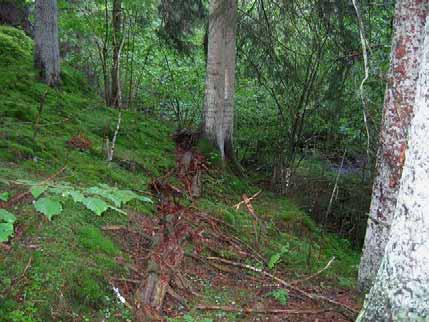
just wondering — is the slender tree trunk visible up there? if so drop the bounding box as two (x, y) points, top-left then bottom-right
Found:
(34, 0), (60, 87)
(358, 0), (428, 292)
(357, 17), (429, 320)
(223, 0), (236, 161)
(111, 0), (122, 108)
(203, 0), (226, 158)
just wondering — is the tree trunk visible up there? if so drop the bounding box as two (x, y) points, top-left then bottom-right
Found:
(203, 0), (226, 159)
(357, 16), (429, 320)
(34, 0), (61, 87)
(223, 0), (236, 161)
(203, 0), (236, 162)
(111, 0), (122, 108)
(358, 0), (428, 292)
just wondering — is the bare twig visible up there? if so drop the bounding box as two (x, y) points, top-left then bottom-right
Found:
(196, 304), (329, 315)
(352, 0), (371, 164)
(1, 256), (32, 296)
(233, 190), (262, 210)
(290, 257), (336, 285)
(107, 111), (122, 162)
(324, 150), (346, 226)
(207, 257), (358, 319)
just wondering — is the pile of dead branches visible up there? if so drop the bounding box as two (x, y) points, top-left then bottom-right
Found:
(103, 146), (358, 321)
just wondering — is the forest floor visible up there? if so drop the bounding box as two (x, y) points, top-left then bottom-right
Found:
(0, 26), (362, 321)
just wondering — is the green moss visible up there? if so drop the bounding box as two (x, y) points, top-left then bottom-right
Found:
(0, 28), (172, 321)
(68, 270), (108, 308)
(197, 138), (222, 167)
(78, 225), (119, 256)
(0, 26), (32, 65)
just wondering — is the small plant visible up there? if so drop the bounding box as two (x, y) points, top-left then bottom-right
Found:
(267, 289), (289, 305)
(0, 191), (10, 202)
(268, 243), (289, 269)
(16, 180), (153, 220)
(0, 209), (17, 242)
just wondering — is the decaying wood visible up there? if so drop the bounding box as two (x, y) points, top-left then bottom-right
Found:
(135, 207), (191, 321)
(207, 256), (358, 319)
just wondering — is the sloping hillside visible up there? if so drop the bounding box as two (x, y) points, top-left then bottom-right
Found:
(0, 27), (360, 321)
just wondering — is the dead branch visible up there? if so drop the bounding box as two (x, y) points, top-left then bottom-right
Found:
(290, 257), (335, 285)
(107, 111), (122, 162)
(233, 190), (262, 210)
(196, 304), (329, 315)
(207, 257), (358, 319)
(1, 256), (32, 297)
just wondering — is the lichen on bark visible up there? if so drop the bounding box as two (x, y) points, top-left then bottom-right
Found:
(357, 16), (429, 321)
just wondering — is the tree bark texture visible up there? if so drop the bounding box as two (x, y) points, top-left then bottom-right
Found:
(358, 0), (428, 292)
(203, 0), (236, 161)
(34, 0), (61, 86)
(111, 0), (123, 108)
(357, 16), (429, 321)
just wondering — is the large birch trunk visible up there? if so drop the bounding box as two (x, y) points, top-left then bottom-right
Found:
(34, 0), (61, 87)
(357, 17), (429, 320)
(358, 0), (428, 292)
(203, 0), (236, 161)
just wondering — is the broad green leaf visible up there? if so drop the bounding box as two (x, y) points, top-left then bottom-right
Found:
(48, 185), (74, 196)
(108, 205), (127, 215)
(135, 194), (153, 204)
(81, 197), (109, 216)
(0, 192), (9, 202)
(31, 186), (48, 199)
(34, 197), (63, 220)
(0, 209), (16, 223)
(86, 187), (122, 207)
(69, 191), (85, 203)
(0, 223), (14, 242)
(112, 189), (137, 205)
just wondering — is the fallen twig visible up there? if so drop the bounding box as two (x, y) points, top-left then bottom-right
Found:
(1, 256), (32, 297)
(196, 304), (329, 315)
(290, 256), (336, 285)
(233, 190), (262, 210)
(207, 257), (358, 319)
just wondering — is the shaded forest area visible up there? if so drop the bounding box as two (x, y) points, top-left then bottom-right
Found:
(1, 0), (429, 321)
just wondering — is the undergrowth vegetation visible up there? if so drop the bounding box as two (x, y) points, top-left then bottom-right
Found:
(0, 27), (359, 321)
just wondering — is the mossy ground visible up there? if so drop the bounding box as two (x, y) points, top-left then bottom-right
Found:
(0, 27), (360, 321)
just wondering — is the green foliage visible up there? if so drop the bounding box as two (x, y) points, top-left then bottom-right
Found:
(268, 244), (289, 269)
(0, 26), (32, 65)
(0, 209), (16, 223)
(30, 186), (48, 199)
(0, 191), (10, 202)
(78, 226), (119, 256)
(34, 197), (63, 220)
(0, 209), (17, 242)
(12, 180), (152, 219)
(267, 289), (288, 305)
(81, 197), (110, 216)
